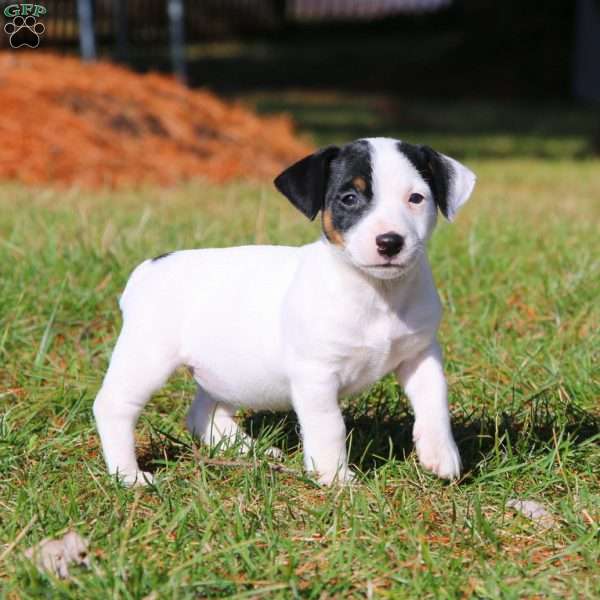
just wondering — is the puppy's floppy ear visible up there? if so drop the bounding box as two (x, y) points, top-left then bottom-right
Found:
(421, 146), (476, 221)
(274, 145), (340, 220)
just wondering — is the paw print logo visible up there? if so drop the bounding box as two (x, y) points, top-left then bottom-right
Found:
(4, 15), (45, 48)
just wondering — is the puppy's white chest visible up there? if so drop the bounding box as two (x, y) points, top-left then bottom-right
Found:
(337, 309), (423, 396)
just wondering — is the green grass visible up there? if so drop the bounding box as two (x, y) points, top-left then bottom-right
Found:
(0, 156), (599, 597)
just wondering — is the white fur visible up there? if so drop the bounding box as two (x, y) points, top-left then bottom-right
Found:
(93, 138), (475, 486)
(344, 138), (438, 278)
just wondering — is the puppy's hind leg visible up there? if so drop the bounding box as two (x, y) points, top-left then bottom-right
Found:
(186, 387), (282, 459)
(186, 387), (239, 447)
(93, 323), (178, 486)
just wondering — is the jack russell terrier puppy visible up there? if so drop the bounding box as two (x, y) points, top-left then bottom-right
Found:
(93, 137), (476, 486)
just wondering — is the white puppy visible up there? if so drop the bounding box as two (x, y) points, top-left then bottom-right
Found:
(93, 137), (476, 486)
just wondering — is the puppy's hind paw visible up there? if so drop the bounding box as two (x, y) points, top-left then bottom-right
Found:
(264, 446), (284, 460)
(316, 467), (356, 487)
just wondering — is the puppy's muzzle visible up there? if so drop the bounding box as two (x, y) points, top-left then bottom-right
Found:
(376, 232), (404, 258)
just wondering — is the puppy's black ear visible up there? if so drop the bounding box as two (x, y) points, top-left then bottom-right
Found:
(399, 142), (476, 221)
(422, 146), (476, 221)
(274, 146), (340, 220)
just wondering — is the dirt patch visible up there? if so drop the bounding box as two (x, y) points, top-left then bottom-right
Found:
(0, 52), (312, 188)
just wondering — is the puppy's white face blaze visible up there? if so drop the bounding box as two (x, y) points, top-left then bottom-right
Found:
(343, 138), (437, 279)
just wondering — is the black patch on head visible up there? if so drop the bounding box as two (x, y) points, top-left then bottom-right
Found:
(152, 252), (172, 262)
(274, 146), (340, 220)
(324, 140), (374, 237)
(397, 141), (453, 218)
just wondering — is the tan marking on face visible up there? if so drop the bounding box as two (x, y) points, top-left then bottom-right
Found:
(322, 209), (344, 247)
(352, 176), (367, 193)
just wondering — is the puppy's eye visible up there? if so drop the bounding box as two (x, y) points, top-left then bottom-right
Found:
(340, 193), (358, 207)
(408, 193), (425, 204)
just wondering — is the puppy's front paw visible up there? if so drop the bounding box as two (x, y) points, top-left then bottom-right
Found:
(115, 469), (155, 487)
(413, 423), (461, 480)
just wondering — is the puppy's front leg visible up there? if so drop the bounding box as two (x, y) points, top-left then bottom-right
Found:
(291, 379), (353, 485)
(396, 341), (462, 479)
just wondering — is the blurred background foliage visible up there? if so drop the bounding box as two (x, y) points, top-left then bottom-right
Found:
(8, 0), (595, 161)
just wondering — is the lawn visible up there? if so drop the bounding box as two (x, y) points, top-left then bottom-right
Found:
(0, 117), (599, 596)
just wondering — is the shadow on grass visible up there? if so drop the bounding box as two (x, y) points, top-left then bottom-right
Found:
(137, 425), (194, 474)
(244, 401), (599, 481)
(137, 402), (599, 481)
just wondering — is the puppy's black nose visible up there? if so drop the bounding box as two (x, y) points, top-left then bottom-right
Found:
(376, 232), (404, 257)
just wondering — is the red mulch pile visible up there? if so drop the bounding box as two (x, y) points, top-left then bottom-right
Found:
(0, 52), (312, 188)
